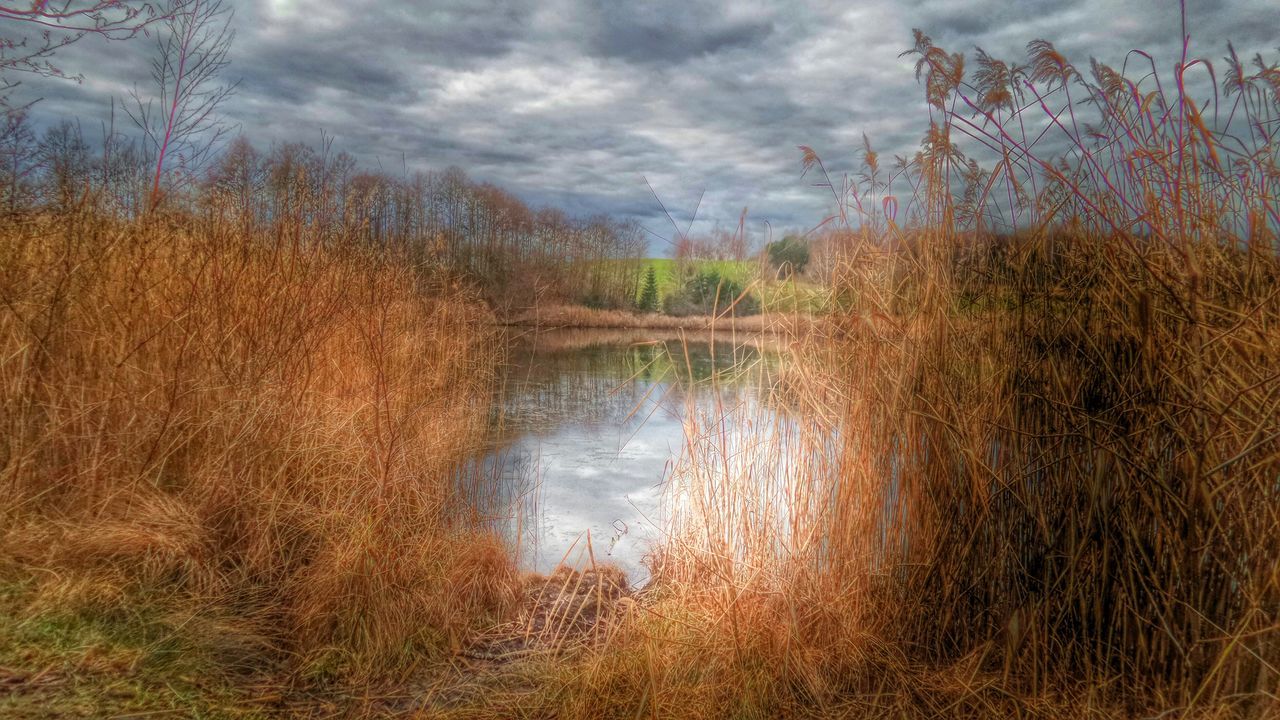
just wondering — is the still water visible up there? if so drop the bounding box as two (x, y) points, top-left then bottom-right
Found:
(471, 328), (786, 585)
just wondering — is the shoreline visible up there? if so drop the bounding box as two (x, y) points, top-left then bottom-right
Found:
(497, 303), (814, 333)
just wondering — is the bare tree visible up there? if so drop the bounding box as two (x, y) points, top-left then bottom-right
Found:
(0, 1), (164, 108)
(0, 108), (38, 210)
(126, 0), (236, 208)
(39, 117), (90, 208)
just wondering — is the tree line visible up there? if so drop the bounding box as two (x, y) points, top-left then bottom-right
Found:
(0, 115), (646, 309)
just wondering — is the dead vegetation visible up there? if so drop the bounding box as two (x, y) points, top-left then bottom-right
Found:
(505, 302), (813, 334)
(0, 209), (516, 697)
(1, 15), (1278, 720)
(487, 28), (1280, 720)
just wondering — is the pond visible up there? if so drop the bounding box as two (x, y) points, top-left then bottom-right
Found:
(467, 328), (792, 586)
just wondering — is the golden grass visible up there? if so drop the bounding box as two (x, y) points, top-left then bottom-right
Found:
(0, 209), (516, 685)
(2, 22), (1278, 720)
(507, 264), (1280, 718)
(490, 31), (1280, 720)
(504, 302), (812, 334)
(502, 326), (791, 358)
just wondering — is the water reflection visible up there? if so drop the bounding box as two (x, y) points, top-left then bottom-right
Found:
(471, 328), (782, 584)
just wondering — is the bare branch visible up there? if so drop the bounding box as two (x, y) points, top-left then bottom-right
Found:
(0, 1), (165, 107)
(124, 0), (236, 208)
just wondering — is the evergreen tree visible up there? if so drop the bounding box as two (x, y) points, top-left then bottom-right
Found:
(637, 265), (660, 313)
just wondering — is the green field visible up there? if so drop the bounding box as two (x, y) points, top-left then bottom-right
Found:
(637, 258), (755, 298)
(623, 258), (827, 313)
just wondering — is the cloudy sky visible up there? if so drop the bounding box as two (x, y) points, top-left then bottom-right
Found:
(10, 0), (1278, 250)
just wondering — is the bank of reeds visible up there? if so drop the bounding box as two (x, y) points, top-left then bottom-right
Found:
(0, 209), (516, 686)
(519, 28), (1280, 719)
(505, 302), (813, 334)
(2, 17), (1277, 720)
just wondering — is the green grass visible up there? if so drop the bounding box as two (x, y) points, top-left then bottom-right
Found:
(0, 575), (272, 719)
(584, 257), (760, 304)
(601, 258), (828, 313)
(636, 258), (757, 298)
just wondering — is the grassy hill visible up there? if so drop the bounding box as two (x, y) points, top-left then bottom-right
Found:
(620, 258), (826, 313)
(639, 258), (755, 298)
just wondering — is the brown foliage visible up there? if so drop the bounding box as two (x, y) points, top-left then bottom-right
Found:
(0, 209), (515, 681)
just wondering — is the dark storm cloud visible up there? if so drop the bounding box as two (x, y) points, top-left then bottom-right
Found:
(586, 2), (775, 65)
(8, 0), (1277, 248)
(913, 0), (1073, 44)
(242, 45), (416, 104)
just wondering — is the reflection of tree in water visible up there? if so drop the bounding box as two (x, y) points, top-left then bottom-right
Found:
(489, 340), (774, 438)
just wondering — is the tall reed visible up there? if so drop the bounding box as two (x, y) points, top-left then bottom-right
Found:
(532, 25), (1280, 719)
(0, 207), (515, 681)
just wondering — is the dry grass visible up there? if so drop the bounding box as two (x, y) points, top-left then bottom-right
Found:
(2, 19), (1278, 720)
(504, 302), (812, 334)
(497, 29), (1280, 720)
(0, 209), (517, 689)
(503, 326), (792, 359)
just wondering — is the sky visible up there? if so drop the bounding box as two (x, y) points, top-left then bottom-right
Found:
(8, 0), (1278, 251)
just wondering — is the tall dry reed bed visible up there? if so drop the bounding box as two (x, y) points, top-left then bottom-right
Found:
(0, 210), (516, 682)
(525, 27), (1280, 719)
(861, 27), (1280, 712)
